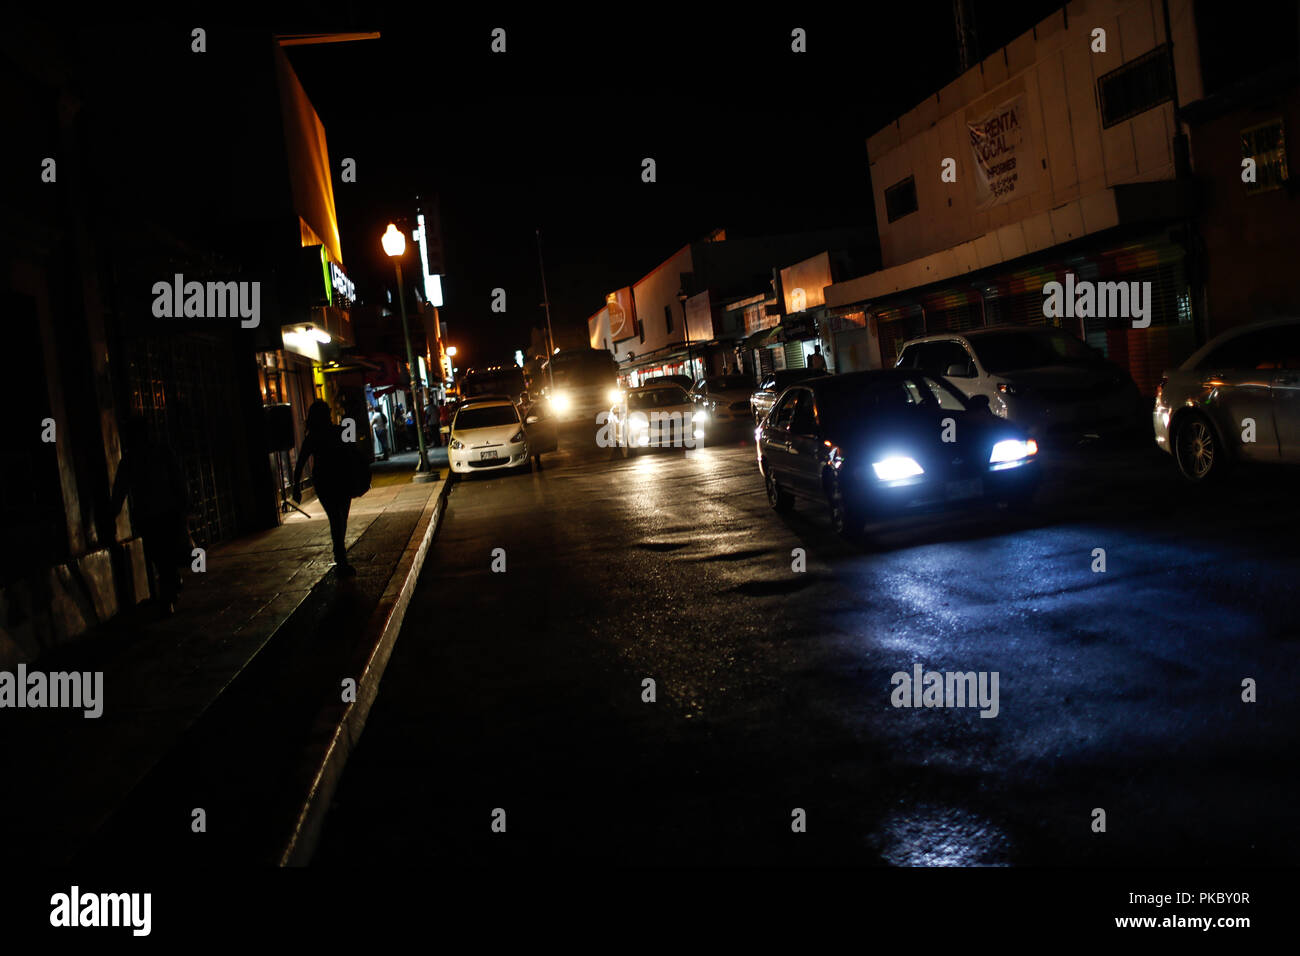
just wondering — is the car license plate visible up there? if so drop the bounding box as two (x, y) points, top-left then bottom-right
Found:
(945, 478), (982, 500)
(479, 449), (498, 461)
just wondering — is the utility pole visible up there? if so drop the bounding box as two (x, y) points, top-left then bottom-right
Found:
(953, 0), (980, 72)
(536, 227), (557, 392)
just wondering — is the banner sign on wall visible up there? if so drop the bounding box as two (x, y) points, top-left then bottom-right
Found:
(968, 95), (1028, 209)
(607, 287), (635, 341)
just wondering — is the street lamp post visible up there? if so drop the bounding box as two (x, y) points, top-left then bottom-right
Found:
(383, 223), (435, 481)
(678, 289), (695, 383)
(536, 228), (556, 394)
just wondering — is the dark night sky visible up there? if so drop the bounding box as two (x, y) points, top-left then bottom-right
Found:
(43, 4), (1063, 367)
(272, 3), (1068, 365)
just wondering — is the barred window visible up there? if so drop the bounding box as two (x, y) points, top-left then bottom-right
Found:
(1098, 45), (1173, 129)
(1242, 119), (1289, 194)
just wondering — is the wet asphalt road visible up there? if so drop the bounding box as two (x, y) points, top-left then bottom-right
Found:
(315, 424), (1300, 866)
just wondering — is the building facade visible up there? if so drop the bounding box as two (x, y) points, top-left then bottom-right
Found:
(826, 0), (1209, 395)
(0, 25), (362, 663)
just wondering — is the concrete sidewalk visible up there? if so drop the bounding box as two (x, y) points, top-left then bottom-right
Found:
(0, 450), (450, 865)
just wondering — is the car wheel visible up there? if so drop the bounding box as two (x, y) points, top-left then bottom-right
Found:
(825, 472), (865, 538)
(1174, 413), (1228, 483)
(764, 466), (793, 512)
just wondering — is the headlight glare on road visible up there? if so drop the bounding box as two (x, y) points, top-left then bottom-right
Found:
(989, 438), (1037, 466)
(607, 387), (623, 404)
(550, 391), (572, 413)
(871, 456), (924, 481)
(692, 410), (708, 423)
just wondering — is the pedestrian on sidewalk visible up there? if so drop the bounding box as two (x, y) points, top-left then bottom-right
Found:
(404, 407), (417, 451)
(393, 405), (407, 451)
(423, 400), (439, 448)
(292, 400), (357, 577)
(110, 415), (192, 616)
(370, 406), (389, 460)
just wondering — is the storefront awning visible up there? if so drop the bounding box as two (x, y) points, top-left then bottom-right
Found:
(741, 326), (780, 349)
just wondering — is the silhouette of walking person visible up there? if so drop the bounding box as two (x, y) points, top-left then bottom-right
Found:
(293, 400), (357, 577)
(110, 415), (191, 616)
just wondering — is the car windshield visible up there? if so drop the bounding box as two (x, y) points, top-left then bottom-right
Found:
(629, 387), (689, 410)
(969, 330), (1096, 372)
(815, 375), (966, 429)
(705, 375), (751, 391)
(455, 405), (519, 429)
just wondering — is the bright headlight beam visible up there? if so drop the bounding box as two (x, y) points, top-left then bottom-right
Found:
(871, 456), (924, 481)
(989, 439), (1037, 464)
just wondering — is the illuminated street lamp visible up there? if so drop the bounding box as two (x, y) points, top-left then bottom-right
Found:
(383, 223), (435, 481)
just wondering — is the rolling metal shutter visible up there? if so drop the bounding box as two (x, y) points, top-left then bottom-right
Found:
(874, 305), (925, 367)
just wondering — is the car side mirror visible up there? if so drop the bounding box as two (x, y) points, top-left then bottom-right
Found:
(946, 363), (974, 378)
(525, 415), (540, 424)
(967, 394), (991, 412)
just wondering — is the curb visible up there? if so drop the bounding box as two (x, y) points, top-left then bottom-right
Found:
(278, 475), (453, 865)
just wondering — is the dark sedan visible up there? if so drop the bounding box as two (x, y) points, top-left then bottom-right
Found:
(756, 370), (1041, 537)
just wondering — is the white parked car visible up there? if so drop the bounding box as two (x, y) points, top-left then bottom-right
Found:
(1154, 317), (1300, 482)
(895, 327), (1142, 439)
(448, 399), (555, 475)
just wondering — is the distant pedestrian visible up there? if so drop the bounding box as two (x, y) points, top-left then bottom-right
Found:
(808, 346), (827, 371)
(370, 407), (389, 460)
(293, 400), (357, 577)
(404, 407), (417, 451)
(424, 401), (441, 447)
(394, 405), (407, 450)
(110, 415), (191, 616)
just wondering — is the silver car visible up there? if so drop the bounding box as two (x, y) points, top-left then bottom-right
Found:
(1154, 317), (1300, 481)
(896, 327), (1142, 439)
(749, 369), (828, 422)
(689, 374), (755, 426)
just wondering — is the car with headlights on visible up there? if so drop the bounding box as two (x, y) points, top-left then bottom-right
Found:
(608, 383), (706, 456)
(449, 399), (553, 475)
(689, 373), (757, 430)
(757, 370), (1040, 537)
(1154, 317), (1300, 482)
(750, 369), (828, 422)
(896, 326), (1142, 441)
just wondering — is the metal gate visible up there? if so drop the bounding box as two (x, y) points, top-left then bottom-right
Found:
(122, 333), (241, 547)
